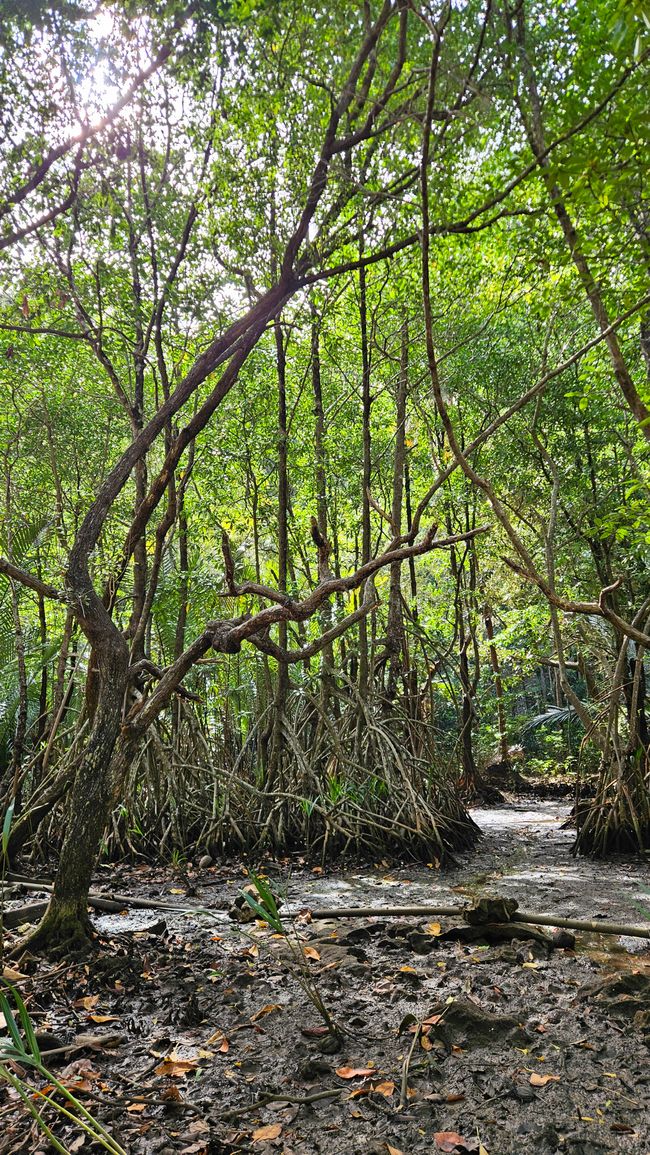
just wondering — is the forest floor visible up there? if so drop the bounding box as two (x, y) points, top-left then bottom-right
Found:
(1, 798), (650, 1155)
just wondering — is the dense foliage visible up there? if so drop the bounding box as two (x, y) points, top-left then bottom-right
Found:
(0, 0), (649, 949)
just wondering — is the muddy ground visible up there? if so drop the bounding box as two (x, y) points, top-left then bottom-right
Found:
(1, 800), (649, 1155)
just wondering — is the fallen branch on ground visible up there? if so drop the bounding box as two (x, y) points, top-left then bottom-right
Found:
(307, 902), (650, 940)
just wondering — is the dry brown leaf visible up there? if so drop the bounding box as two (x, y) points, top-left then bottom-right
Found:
(250, 1004), (283, 1022)
(434, 1133), (466, 1152)
(155, 1057), (199, 1078)
(205, 1030), (229, 1052)
(446, 1092), (465, 1103)
(420, 1035), (433, 1051)
(88, 1014), (121, 1023)
(303, 946), (320, 961)
(2, 965), (27, 983)
(373, 1081), (395, 1098)
(73, 996), (100, 1011)
(386, 1146), (404, 1155)
(252, 1122), (282, 1141)
(127, 1102), (147, 1113)
(336, 1066), (375, 1079)
(426, 922), (442, 935)
(529, 1073), (560, 1087)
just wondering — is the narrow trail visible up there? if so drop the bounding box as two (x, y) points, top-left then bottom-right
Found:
(292, 800), (650, 955)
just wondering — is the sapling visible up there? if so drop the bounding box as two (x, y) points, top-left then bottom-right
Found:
(241, 871), (343, 1048)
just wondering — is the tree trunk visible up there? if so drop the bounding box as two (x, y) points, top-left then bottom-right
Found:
(22, 627), (129, 952)
(385, 317), (408, 702)
(484, 606), (508, 764)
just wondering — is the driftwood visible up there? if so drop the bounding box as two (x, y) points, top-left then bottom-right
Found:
(307, 902), (650, 940)
(2, 874), (205, 929)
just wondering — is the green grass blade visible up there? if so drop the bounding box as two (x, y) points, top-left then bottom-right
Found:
(0, 989), (26, 1056)
(2, 799), (14, 856)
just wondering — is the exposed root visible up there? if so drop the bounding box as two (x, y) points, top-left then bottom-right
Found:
(573, 758), (650, 857)
(89, 690), (479, 864)
(11, 904), (97, 962)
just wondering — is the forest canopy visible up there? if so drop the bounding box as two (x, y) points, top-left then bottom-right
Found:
(0, 0), (649, 954)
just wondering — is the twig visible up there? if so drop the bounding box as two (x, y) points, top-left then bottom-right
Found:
(216, 1087), (342, 1121)
(400, 1023), (421, 1108)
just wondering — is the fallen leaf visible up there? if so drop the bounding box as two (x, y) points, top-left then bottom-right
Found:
(161, 1085), (183, 1102)
(73, 996), (100, 1011)
(303, 946), (320, 961)
(127, 1102), (147, 1113)
(529, 1073), (560, 1087)
(88, 1014), (121, 1023)
(446, 1092), (465, 1103)
(521, 961), (540, 969)
(434, 1133), (468, 1152)
(610, 1123), (635, 1134)
(336, 1066), (375, 1079)
(205, 1029), (229, 1052)
(250, 1004), (283, 1022)
(386, 1146), (404, 1155)
(373, 1081), (395, 1098)
(426, 922), (442, 935)
(252, 1123), (282, 1141)
(155, 1057), (199, 1078)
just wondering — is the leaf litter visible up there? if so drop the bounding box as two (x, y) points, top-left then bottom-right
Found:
(1, 800), (649, 1153)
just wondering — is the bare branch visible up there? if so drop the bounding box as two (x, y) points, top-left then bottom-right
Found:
(0, 557), (65, 601)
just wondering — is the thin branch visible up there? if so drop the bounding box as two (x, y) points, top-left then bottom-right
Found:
(0, 558), (65, 601)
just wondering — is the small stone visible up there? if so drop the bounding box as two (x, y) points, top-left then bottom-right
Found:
(316, 1031), (343, 1054)
(198, 854), (214, 869)
(552, 928), (576, 950)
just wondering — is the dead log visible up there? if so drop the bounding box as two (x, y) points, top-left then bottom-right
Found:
(307, 901), (650, 940)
